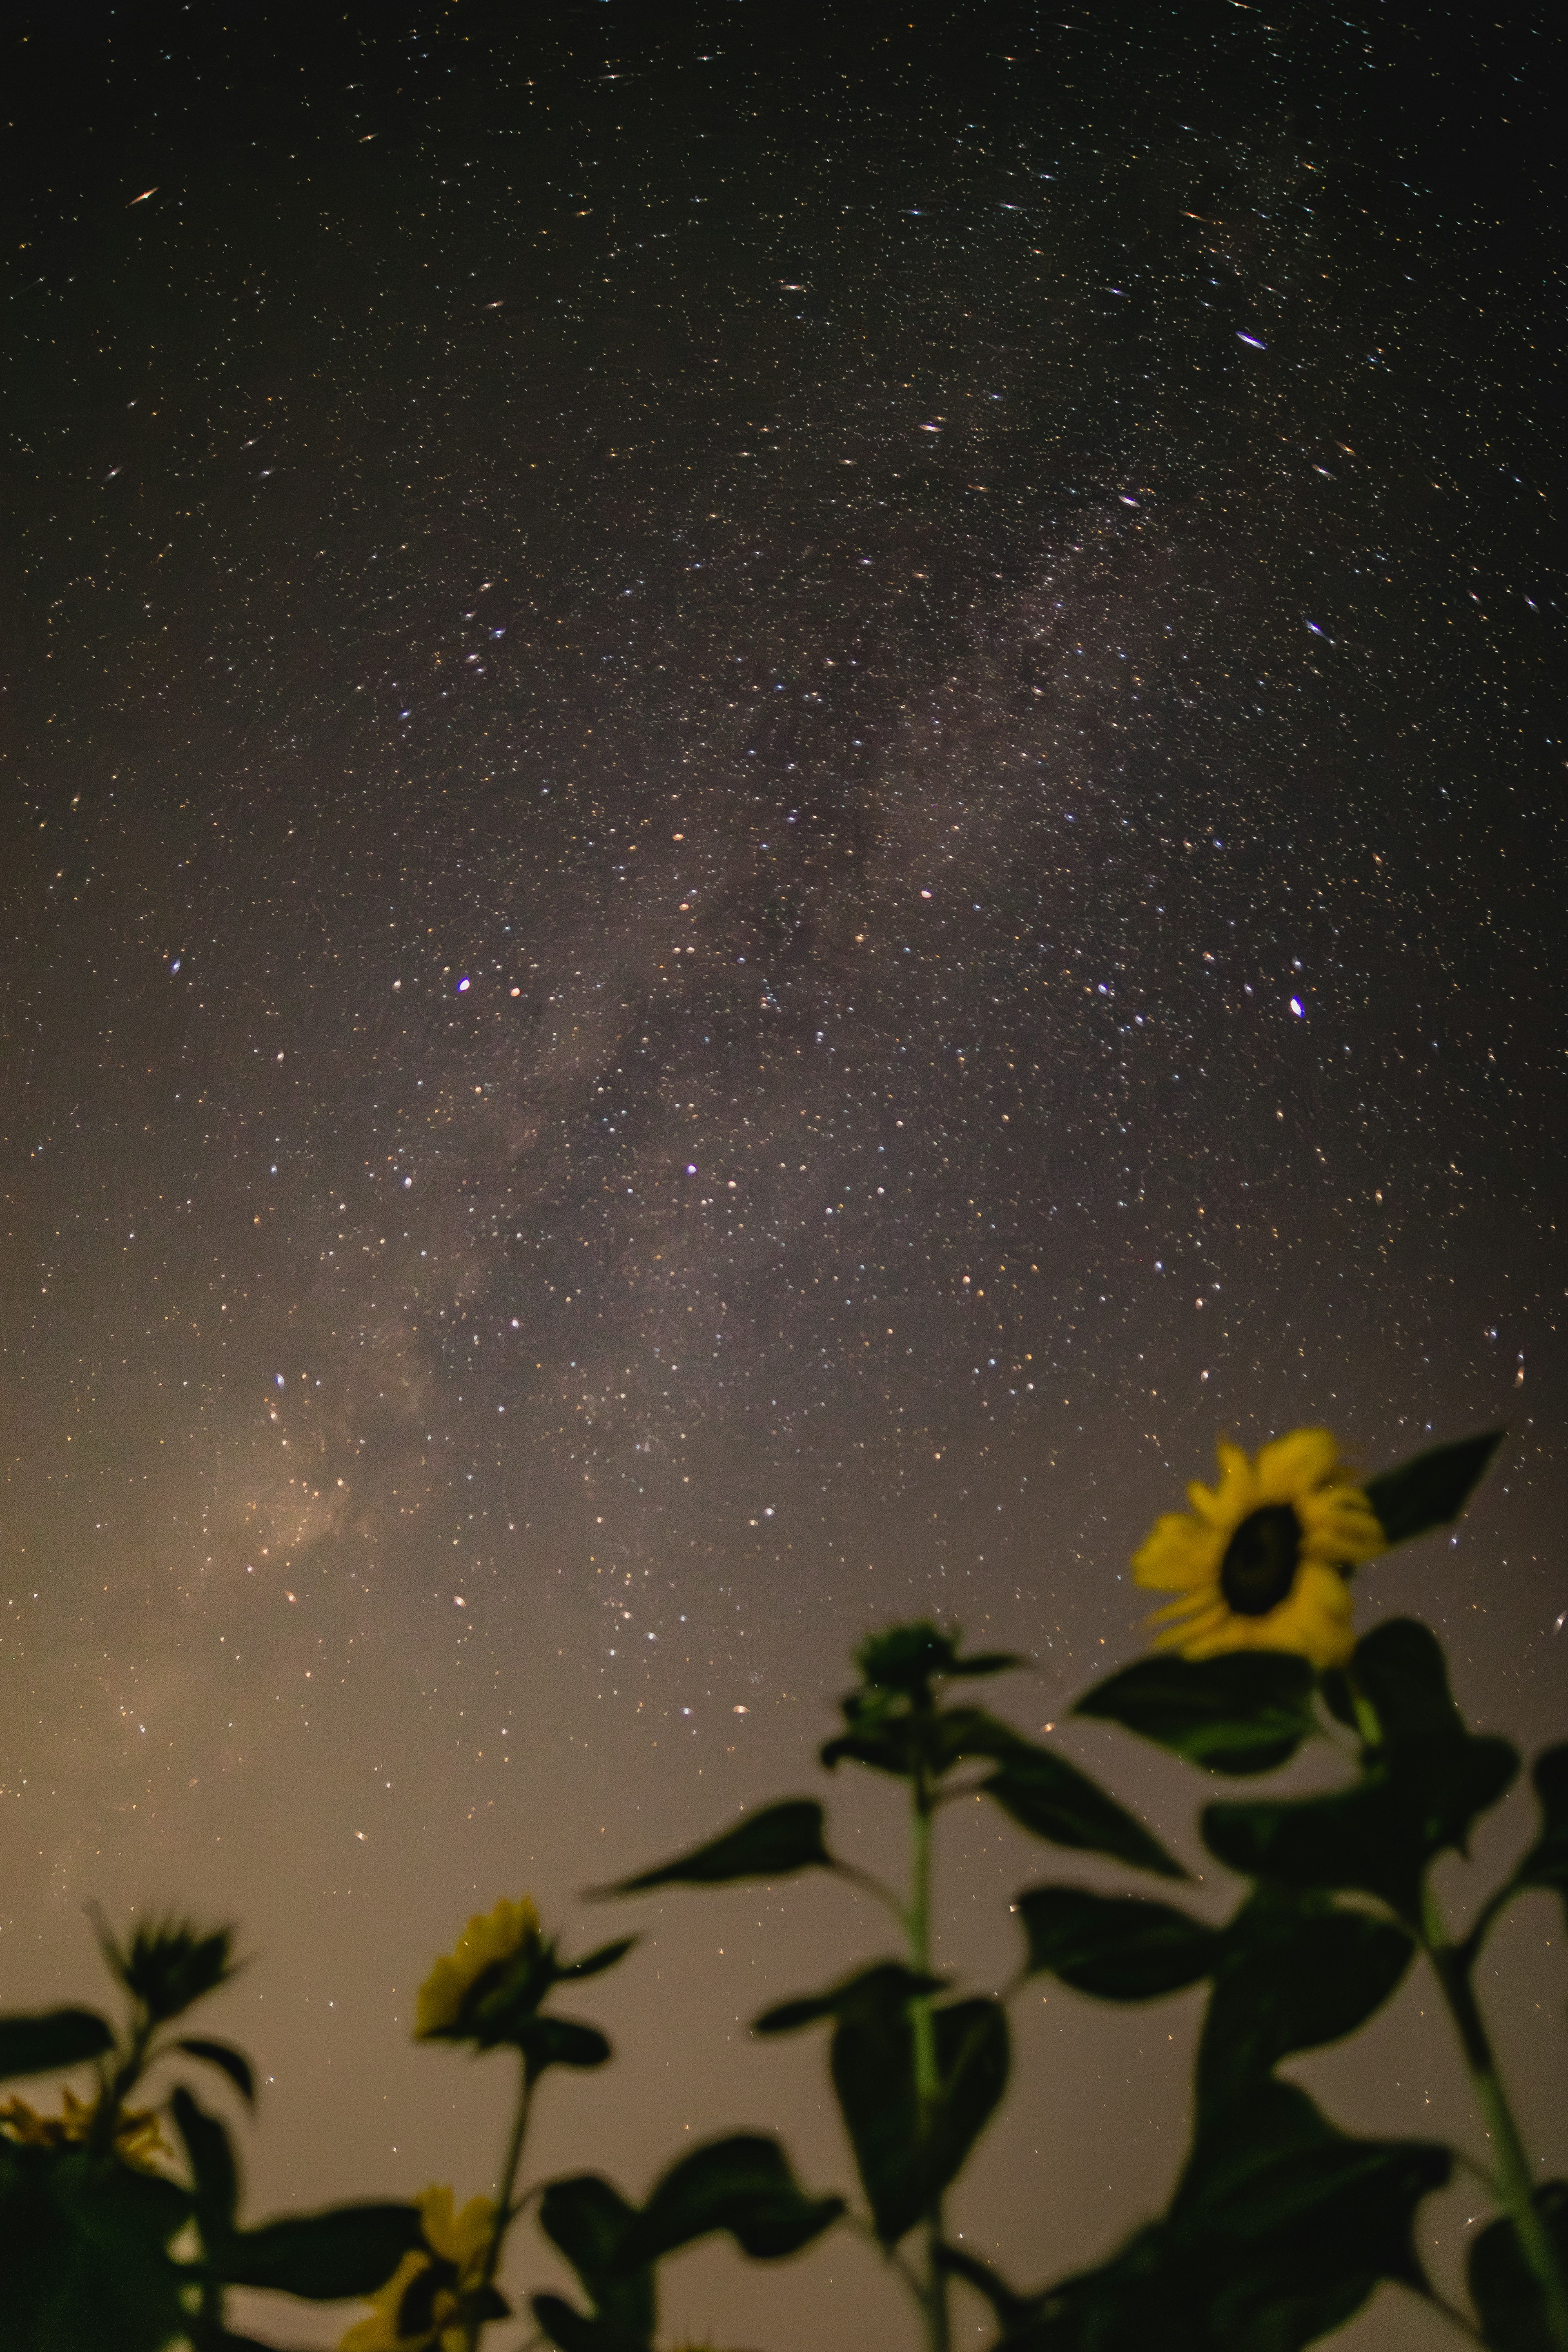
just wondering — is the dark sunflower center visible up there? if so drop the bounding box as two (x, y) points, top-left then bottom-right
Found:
(1219, 1503), (1303, 1617)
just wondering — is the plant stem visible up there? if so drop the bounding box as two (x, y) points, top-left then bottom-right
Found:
(1421, 1886), (1568, 2352)
(907, 1764), (950, 2352)
(86, 2013), (154, 2159)
(465, 2054), (536, 2352)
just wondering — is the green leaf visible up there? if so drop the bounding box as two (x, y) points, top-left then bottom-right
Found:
(982, 1748), (1186, 1879)
(1468, 2181), (1568, 2352)
(0, 2006), (114, 2084)
(1196, 1891), (1414, 2121)
(537, 2174), (655, 2348)
(605, 1799), (833, 1893)
(1074, 1652), (1320, 1776)
(4, 2146), (194, 2352)
(1203, 1733), (1519, 1924)
(171, 2085), (240, 2246)
(617, 2134), (843, 2267)
(174, 2036), (256, 2107)
(756, 1962), (1003, 2243)
(1364, 1429), (1503, 1546)
(531, 2292), (653, 2352)
(1515, 1744), (1568, 1929)
(218, 2201), (425, 2297)
(512, 2014), (612, 2076)
(1347, 1619), (1465, 1744)
(1016, 1887), (1221, 2000)
(753, 1960), (944, 2038)
(555, 1937), (637, 1982)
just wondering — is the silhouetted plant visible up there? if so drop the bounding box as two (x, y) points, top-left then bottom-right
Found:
(3, 1422), (1564, 2352)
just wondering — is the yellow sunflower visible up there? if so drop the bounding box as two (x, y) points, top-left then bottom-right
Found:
(0, 2085), (166, 2169)
(1133, 1427), (1383, 1667)
(339, 2185), (495, 2352)
(415, 1897), (543, 2041)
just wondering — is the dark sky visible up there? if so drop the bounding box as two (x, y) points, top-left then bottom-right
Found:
(2, 2), (1564, 2344)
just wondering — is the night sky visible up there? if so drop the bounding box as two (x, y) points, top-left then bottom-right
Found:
(2, 2), (1565, 2345)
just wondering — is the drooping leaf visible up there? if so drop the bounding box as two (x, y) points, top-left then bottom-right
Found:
(980, 1746), (1186, 1880)
(1074, 1652), (1320, 1776)
(511, 2013), (612, 2077)
(605, 1799), (833, 1894)
(536, 2174), (655, 2348)
(1468, 2180), (1568, 2352)
(1346, 1619), (1464, 1745)
(926, 1999), (1011, 2210)
(753, 1960), (944, 2038)
(1202, 1733), (1519, 1924)
(0, 2006), (114, 2085)
(174, 2036), (256, 2107)
(827, 1978), (1009, 2244)
(217, 2201), (425, 2297)
(1363, 1429), (1503, 1546)
(170, 2085), (240, 2247)
(616, 2135), (843, 2268)
(1016, 1887), (1221, 2001)
(1196, 1891), (1415, 2121)
(1514, 1744), (1568, 1929)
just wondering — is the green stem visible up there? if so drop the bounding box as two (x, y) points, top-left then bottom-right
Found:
(86, 2015), (154, 2160)
(465, 2054), (536, 2352)
(907, 1766), (950, 2352)
(1421, 1886), (1568, 2352)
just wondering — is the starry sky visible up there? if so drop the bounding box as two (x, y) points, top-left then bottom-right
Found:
(2, 1), (1565, 2344)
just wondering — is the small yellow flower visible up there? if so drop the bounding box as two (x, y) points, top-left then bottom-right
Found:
(415, 1897), (543, 2041)
(0, 2086), (166, 2169)
(1133, 1428), (1383, 1668)
(339, 2185), (495, 2352)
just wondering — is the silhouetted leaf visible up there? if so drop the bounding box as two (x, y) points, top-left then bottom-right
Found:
(1468, 2181), (1568, 2352)
(2, 2145), (193, 2352)
(1203, 1734), (1518, 1924)
(855, 1622), (1021, 1690)
(981, 1748), (1186, 1879)
(556, 1937), (637, 1982)
(617, 2135), (843, 2267)
(531, 2293), (653, 2352)
(1074, 1652), (1320, 1776)
(510, 2014), (612, 2077)
(0, 2007), (113, 2085)
(1515, 1745), (1568, 1929)
(1016, 1888), (1221, 2000)
(1347, 1619), (1464, 1745)
(218, 2202), (425, 2297)
(753, 1960), (943, 2038)
(1196, 1891), (1414, 2122)
(171, 2086), (239, 2246)
(174, 2037), (256, 2107)
(1364, 1430), (1502, 1546)
(537, 2175), (655, 2348)
(828, 1979), (1009, 2244)
(606, 1800), (833, 1893)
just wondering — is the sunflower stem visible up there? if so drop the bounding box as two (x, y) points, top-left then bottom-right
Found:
(907, 1761), (950, 2352)
(1421, 1884), (1568, 2352)
(465, 2053), (535, 2352)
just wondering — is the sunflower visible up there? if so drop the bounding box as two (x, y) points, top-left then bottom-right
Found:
(1132, 1427), (1383, 1668)
(414, 1897), (543, 2042)
(339, 2185), (495, 2352)
(0, 2085), (167, 2169)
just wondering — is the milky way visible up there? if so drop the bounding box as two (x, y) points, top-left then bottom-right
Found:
(2, 5), (1564, 2345)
